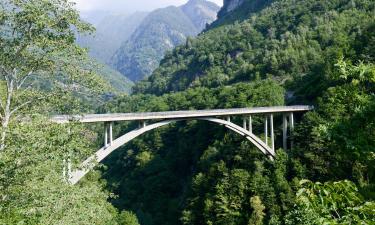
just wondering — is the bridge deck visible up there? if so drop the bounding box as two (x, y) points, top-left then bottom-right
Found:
(52, 105), (313, 123)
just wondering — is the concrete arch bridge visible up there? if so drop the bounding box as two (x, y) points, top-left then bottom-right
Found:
(52, 105), (313, 184)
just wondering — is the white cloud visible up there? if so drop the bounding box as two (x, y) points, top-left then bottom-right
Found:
(72, 0), (223, 13)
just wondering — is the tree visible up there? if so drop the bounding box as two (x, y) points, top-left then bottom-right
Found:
(248, 196), (265, 225)
(0, 117), (119, 224)
(117, 211), (140, 225)
(0, 0), (103, 150)
(285, 180), (375, 225)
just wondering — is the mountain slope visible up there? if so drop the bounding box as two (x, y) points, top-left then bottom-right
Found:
(77, 12), (148, 64)
(111, 0), (220, 82)
(211, 0), (275, 28)
(94, 62), (134, 94)
(181, 0), (220, 30)
(102, 0), (375, 224)
(134, 0), (374, 96)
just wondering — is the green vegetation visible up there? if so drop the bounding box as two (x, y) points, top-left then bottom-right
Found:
(285, 180), (375, 224)
(90, 61), (134, 94)
(0, 0), (135, 223)
(134, 0), (374, 96)
(104, 0), (375, 224)
(1, 0), (374, 224)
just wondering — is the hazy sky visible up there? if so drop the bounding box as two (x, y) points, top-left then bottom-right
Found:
(73, 0), (223, 13)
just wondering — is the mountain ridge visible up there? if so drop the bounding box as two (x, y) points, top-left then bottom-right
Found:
(77, 11), (148, 65)
(111, 0), (220, 82)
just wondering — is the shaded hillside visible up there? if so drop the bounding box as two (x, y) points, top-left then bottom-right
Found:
(111, 0), (220, 82)
(93, 62), (134, 94)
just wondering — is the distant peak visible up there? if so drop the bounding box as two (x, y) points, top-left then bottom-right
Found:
(184, 0), (219, 7)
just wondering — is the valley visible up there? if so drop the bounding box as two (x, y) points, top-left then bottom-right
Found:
(0, 0), (374, 224)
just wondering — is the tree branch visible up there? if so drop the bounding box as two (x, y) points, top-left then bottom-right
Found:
(17, 70), (34, 90)
(0, 98), (4, 116)
(9, 100), (32, 116)
(9, 96), (46, 117)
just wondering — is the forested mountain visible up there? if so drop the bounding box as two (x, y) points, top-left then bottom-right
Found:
(77, 12), (148, 64)
(111, 0), (220, 82)
(76, 12), (144, 93)
(134, 0), (374, 95)
(1, 0), (375, 225)
(92, 61), (134, 94)
(101, 0), (375, 224)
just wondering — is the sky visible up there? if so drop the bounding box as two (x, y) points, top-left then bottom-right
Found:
(73, 0), (223, 13)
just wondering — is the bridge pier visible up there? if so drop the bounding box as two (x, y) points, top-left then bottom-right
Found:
(270, 114), (274, 152)
(249, 116), (252, 133)
(282, 113), (295, 151)
(289, 113), (294, 149)
(104, 122), (113, 148)
(264, 116), (268, 145)
(139, 120), (147, 128)
(283, 114), (288, 150)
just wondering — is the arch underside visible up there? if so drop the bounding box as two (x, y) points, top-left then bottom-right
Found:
(69, 117), (274, 184)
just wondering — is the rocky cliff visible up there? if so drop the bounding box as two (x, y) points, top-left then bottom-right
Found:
(219, 0), (245, 17)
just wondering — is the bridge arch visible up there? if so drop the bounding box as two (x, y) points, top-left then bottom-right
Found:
(68, 117), (274, 184)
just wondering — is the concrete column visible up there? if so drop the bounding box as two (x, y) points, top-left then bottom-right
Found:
(227, 116), (231, 122)
(264, 116), (268, 145)
(270, 114), (275, 152)
(243, 117), (247, 129)
(289, 112), (294, 149)
(104, 123), (108, 148)
(283, 114), (288, 150)
(249, 116), (252, 133)
(109, 122), (113, 145)
(289, 112), (294, 130)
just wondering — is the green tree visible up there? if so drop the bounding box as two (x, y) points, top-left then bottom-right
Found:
(286, 180), (375, 225)
(117, 211), (140, 225)
(0, 118), (119, 224)
(248, 196), (265, 225)
(0, 0), (104, 149)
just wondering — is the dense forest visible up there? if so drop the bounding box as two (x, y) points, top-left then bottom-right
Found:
(0, 0), (374, 225)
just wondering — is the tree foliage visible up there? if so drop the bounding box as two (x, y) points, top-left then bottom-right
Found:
(286, 180), (375, 225)
(104, 0), (375, 224)
(0, 0), (108, 149)
(1, 0), (375, 224)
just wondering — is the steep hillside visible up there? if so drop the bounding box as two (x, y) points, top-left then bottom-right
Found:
(77, 12), (148, 64)
(111, 0), (220, 82)
(212, 0), (275, 27)
(103, 0), (375, 224)
(181, 0), (220, 30)
(134, 0), (374, 96)
(93, 62), (134, 94)
(219, 0), (245, 16)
